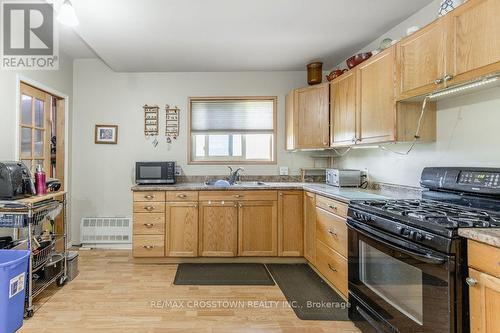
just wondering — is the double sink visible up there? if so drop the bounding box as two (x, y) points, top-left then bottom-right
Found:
(203, 180), (268, 187)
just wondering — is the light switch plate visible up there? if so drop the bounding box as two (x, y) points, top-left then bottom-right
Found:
(279, 166), (289, 176)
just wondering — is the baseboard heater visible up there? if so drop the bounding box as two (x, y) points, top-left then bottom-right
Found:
(80, 217), (132, 249)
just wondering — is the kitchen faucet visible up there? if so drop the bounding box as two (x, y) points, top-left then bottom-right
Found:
(227, 166), (244, 185)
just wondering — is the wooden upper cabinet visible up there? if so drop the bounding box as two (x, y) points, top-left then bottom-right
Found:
(303, 191), (316, 264)
(330, 71), (357, 147)
(294, 83), (330, 149)
(238, 200), (277, 256)
(278, 191), (303, 257)
(357, 47), (397, 144)
(198, 201), (238, 257)
(445, 0), (500, 86)
(396, 20), (447, 100)
(166, 202), (199, 257)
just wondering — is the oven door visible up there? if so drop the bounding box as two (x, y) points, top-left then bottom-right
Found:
(347, 218), (455, 333)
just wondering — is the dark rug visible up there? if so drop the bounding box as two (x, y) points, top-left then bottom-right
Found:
(174, 263), (275, 285)
(266, 264), (349, 321)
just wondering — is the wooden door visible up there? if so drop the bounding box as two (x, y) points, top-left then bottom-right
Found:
(296, 84), (330, 149)
(330, 71), (357, 147)
(396, 20), (447, 100)
(166, 202), (198, 257)
(238, 200), (277, 256)
(446, 0), (500, 86)
(199, 201), (238, 257)
(303, 191), (316, 264)
(468, 268), (500, 333)
(277, 191), (303, 257)
(357, 47), (397, 144)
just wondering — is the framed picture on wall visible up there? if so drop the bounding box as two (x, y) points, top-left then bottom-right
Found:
(95, 125), (118, 144)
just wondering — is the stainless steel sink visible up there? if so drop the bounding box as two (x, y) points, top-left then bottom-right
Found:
(203, 180), (267, 186)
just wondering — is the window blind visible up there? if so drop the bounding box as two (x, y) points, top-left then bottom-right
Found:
(191, 99), (274, 132)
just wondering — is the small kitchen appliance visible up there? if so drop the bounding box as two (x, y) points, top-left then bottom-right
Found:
(135, 161), (176, 185)
(0, 162), (36, 199)
(347, 167), (500, 333)
(326, 169), (361, 187)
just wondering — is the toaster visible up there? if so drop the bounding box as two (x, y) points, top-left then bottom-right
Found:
(0, 161), (36, 199)
(326, 169), (362, 187)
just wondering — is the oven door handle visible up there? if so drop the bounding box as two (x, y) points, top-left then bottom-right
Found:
(349, 220), (447, 265)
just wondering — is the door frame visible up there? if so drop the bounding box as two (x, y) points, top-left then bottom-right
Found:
(14, 75), (70, 191)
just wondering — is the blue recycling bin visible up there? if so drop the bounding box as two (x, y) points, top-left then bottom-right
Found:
(0, 250), (30, 333)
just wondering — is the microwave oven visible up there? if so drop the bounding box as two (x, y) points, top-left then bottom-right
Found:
(135, 162), (176, 185)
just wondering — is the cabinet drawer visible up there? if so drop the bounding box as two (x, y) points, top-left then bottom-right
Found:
(199, 190), (277, 201)
(133, 235), (165, 257)
(316, 240), (348, 297)
(468, 240), (500, 278)
(133, 191), (165, 202)
(316, 207), (347, 257)
(133, 213), (165, 235)
(316, 195), (348, 218)
(133, 202), (165, 213)
(166, 191), (199, 201)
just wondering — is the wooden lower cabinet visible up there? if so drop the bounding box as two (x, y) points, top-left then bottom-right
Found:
(468, 268), (500, 333)
(316, 207), (348, 257)
(315, 240), (348, 298)
(238, 200), (278, 256)
(133, 235), (165, 257)
(303, 191), (316, 264)
(198, 201), (238, 257)
(166, 202), (199, 257)
(278, 191), (303, 257)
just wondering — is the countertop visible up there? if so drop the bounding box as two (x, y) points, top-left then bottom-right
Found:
(458, 228), (500, 248)
(132, 182), (387, 203)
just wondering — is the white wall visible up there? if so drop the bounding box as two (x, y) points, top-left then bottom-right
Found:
(334, 0), (500, 187)
(71, 59), (316, 243)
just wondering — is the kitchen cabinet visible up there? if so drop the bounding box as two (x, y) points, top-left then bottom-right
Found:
(396, 20), (447, 100)
(198, 201), (238, 257)
(166, 202), (199, 257)
(285, 83), (330, 150)
(330, 71), (357, 147)
(445, 0), (500, 86)
(303, 191), (316, 264)
(238, 200), (278, 256)
(466, 240), (500, 333)
(278, 191), (303, 257)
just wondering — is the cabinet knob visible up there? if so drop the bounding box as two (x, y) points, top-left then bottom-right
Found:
(443, 74), (454, 82)
(144, 195), (154, 199)
(328, 263), (337, 272)
(238, 203), (243, 208)
(177, 194), (187, 198)
(279, 192), (283, 196)
(328, 204), (337, 211)
(466, 277), (477, 287)
(143, 223), (154, 228)
(144, 206), (154, 211)
(235, 194), (243, 198)
(193, 204), (198, 208)
(143, 245), (154, 249)
(434, 78), (444, 85)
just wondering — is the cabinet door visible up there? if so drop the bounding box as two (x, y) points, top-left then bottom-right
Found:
(166, 202), (199, 257)
(330, 71), (357, 147)
(303, 191), (316, 264)
(396, 20), (447, 100)
(357, 47), (397, 144)
(238, 201), (277, 256)
(296, 84), (330, 149)
(199, 201), (238, 257)
(278, 191), (303, 257)
(468, 268), (500, 333)
(446, 0), (500, 86)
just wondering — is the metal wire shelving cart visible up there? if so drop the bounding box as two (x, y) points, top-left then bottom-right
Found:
(0, 192), (68, 318)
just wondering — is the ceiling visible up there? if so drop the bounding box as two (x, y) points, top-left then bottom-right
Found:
(69, 0), (434, 72)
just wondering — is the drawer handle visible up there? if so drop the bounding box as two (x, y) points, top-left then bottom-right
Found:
(193, 204), (198, 208)
(238, 203), (243, 208)
(466, 277), (477, 287)
(328, 263), (337, 272)
(144, 195), (154, 199)
(143, 245), (155, 249)
(443, 74), (454, 82)
(144, 206), (155, 211)
(177, 194), (187, 198)
(143, 223), (154, 228)
(328, 204), (337, 211)
(328, 228), (337, 237)
(434, 78), (444, 85)
(235, 194), (243, 198)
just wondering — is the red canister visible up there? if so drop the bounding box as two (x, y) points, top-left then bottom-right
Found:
(35, 165), (46, 195)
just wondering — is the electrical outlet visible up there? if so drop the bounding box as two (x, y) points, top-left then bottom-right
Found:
(175, 165), (182, 176)
(279, 166), (289, 176)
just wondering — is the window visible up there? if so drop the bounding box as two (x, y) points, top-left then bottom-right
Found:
(189, 97), (276, 164)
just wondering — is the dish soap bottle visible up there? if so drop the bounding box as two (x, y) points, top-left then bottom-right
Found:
(35, 165), (47, 195)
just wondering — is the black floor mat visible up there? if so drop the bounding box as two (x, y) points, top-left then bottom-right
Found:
(174, 263), (275, 285)
(266, 264), (349, 321)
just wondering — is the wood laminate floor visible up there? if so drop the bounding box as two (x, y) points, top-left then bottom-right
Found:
(19, 250), (360, 333)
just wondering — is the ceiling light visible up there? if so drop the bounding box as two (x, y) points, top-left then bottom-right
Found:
(57, 0), (79, 27)
(428, 76), (500, 100)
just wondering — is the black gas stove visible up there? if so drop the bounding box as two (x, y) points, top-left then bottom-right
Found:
(347, 167), (500, 333)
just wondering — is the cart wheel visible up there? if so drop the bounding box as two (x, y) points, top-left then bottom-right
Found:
(25, 309), (34, 318)
(57, 276), (66, 287)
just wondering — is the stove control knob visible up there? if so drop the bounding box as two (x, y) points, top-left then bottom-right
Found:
(400, 228), (411, 237)
(414, 232), (424, 241)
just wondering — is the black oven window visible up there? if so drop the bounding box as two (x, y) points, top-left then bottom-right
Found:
(359, 241), (424, 325)
(140, 166), (162, 179)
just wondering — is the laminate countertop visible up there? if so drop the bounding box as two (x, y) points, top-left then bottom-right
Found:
(131, 182), (388, 204)
(458, 228), (500, 248)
